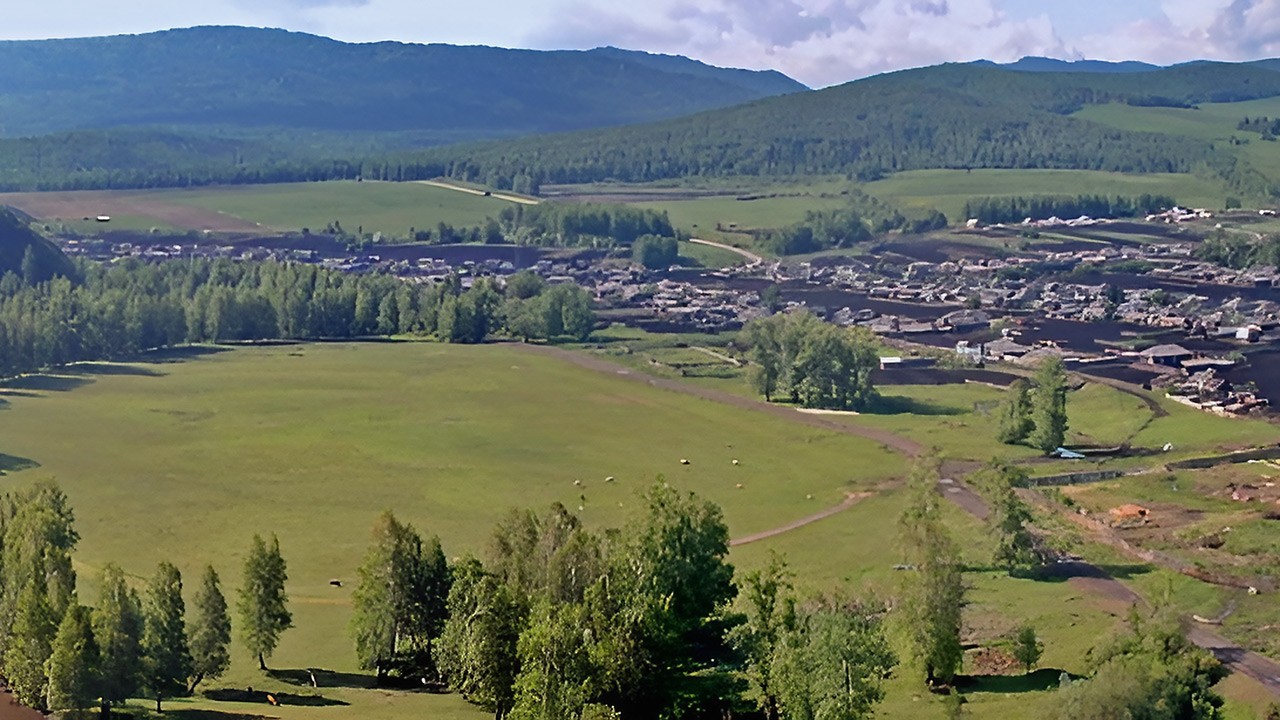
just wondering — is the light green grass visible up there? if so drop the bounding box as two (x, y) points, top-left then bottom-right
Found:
(636, 194), (848, 237)
(678, 239), (749, 268)
(163, 180), (518, 236)
(0, 342), (907, 719)
(866, 169), (1231, 222)
(1067, 382), (1155, 447)
(1076, 99), (1280, 197)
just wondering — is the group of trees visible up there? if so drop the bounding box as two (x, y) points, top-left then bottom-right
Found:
(1238, 116), (1280, 140)
(0, 258), (596, 378)
(997, 357), (1070, 455)
(744, 310), (879, 411)
(496, 203), (676, 248)
(631, 235), (680, 270)
(1195, 231), (1280, 269)
(962, 194), (1177, 224)
(756, 194), (947, 256)
(969, 462), (1042, 573)
(346, 483), (900, 720)
(0, 481), (293, 715)
(1052, 606), (1227, 720)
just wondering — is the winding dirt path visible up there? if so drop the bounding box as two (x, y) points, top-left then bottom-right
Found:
(516, 342), (1280, 697)
(731, 492), (874, 547)
(688, 237), (764, 265)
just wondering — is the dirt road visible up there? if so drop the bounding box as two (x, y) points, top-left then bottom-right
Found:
(0, 686), (41, 720)
(688, 237), (763, 265)
(412, 180), (540, 205)
(731, 492), (874, 547)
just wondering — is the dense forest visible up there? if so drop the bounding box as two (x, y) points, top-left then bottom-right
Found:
(3, 62), (1280, 194)
(961, 194), (1178, 224)
(1238, 116), (1280, 139)
(0, 256), (594, 379)
(0, 27), (804, 140)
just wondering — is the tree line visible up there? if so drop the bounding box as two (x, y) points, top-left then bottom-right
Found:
(0, 260), (596, 379)
(1238, 117), (1280, 140)
(0, 481), (291, 715)
(962, 194), (1178, 225)
(1195, 231), (1280, 269)
(744, 311), (879, 411)
(496, 203), (676, 248)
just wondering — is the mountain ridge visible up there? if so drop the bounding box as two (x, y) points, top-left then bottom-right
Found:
(0, 26), (807, 140)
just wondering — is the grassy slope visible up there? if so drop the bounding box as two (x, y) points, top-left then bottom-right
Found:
(1, 341), (1274, 718)
(165, 181), (517, 236)
(1077, 98), (1280, 194)
(865, 169), (1231, 221)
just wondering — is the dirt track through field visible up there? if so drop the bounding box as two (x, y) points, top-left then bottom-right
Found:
(413, 180), (540, 205)
(688, 237), (763, 264)
(517, 343), (1280, 698)
(731, 492), (874, 546)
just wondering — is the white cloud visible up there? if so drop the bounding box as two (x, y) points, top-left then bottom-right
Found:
(1075, 0), (1280, 65)
(526, 0), (1075, 87)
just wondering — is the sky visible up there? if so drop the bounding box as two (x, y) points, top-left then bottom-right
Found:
(2, 0), (1280, 87)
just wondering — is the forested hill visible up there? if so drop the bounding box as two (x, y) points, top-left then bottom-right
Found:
(0, 26), (807, 140)
(0, 210), (74, 283)
(407, 61), (1280, 191)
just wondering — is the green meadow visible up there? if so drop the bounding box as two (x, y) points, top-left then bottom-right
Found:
(864, 169), (1232, 222)
(1, 341), (1276, 718)
(164, 180), (519, 236)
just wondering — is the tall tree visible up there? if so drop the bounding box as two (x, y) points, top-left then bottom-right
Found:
(1012, 626), (1043, 675)
(4, 579), (58, 710)
(141, 562), (192, 712)
(972, 462), (1040, 573)
(238, 534), (293, 671)
(94, 563), (144, 718)
(1029, 357), (1070, 455)
(45, 603), (100, 714)
(730, 552), (796, 720)
(351, 512), (451, 680)
(188, 566), (231, 693)
(996, 379), (1034, 445)
(437, 558), (524, 720)
(772, 595), (897, 720)
(897, 454), (964, 687)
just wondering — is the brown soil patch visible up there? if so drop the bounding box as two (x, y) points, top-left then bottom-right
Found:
(970, 647), (1021, 675)
(0, 189), (265, 233)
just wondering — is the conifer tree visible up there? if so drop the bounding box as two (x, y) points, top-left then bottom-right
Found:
(238, 534), (292, 670)
(142, 562), (192, 712)
(188, 566), (231, 693)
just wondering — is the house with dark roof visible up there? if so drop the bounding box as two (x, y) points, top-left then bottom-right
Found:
(1140, 344), (1192, 368)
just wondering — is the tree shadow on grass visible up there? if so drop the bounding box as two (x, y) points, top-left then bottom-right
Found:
(0, 453), (40, 474)
(956, 668), (1073, 694)
(65, 362), (165, 378)
(143, 345), (231, 363)
(204, 688), (349, 707)
(0, 375), (93, 392)
(1033, 560), (1152, 583)
(267, 668), (376, 691)
(166, 710), (271, 720)
(866, 395), (967, 416)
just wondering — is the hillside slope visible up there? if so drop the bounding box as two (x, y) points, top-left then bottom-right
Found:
(409, 61), (1280, 192)
(0, 26), (806, 141)
(0, 210), (74, 282)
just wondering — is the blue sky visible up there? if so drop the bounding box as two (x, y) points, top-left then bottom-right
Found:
(2, 0), (1279, 87)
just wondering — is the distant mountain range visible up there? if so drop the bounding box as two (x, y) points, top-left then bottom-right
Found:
(984, 56), (1280, 74)
(0, 26), (807, 141)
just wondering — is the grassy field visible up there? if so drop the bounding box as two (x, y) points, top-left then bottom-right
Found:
(0, 181), (519, 239)
(1076, 98), (1280, 201)
(865, 169), (1232, 222)
(166, 181), (518, 236)
(1, 340), (1275, 718)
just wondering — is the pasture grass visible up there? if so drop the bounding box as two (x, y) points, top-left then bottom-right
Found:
(163, 180), (518, 236)
(865, 169), (1231, 222)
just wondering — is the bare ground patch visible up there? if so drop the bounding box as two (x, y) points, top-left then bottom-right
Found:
(0, 189), (267, 233)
